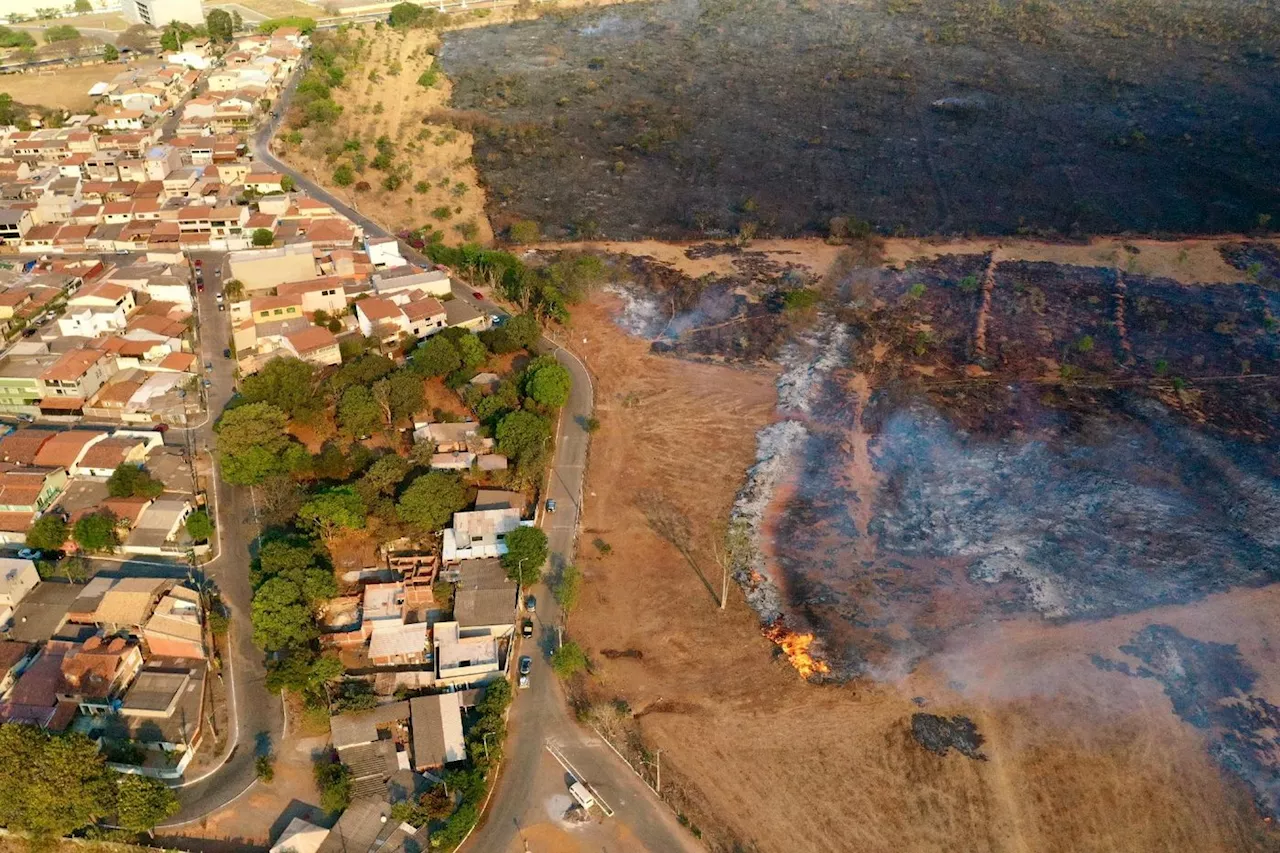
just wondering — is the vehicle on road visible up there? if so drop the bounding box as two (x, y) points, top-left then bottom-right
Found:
(569, 781), (596, 810)
(223, 348), (232, 359)
(519, 672), (529, 689)
(215, 292), (223, 303)
(218, 303), (225, 311)
(522, 619), (533, 638)
(17, 548), (41, 560)
(525, 595), (536, 613)
(204, 361), (213, 372)
(202, 379), (212, 388)
(545, 498), (556, 514)
(472, 290), (484, 300)
(519, 655), (531, 675)
(193, 259), (203, 268)
(196, 281), (204, 292)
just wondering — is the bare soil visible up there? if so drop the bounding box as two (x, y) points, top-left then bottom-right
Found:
(440, 0), (1280, 240)
(0, 63), (120, 112)
(569, 289), (1280, 852)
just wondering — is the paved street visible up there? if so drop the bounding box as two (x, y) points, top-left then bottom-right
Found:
(158, 253), (286, 829)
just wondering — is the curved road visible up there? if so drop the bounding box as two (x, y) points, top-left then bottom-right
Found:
(253, 68), (698, 852)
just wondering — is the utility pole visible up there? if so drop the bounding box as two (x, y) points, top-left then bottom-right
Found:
(656, 748), (661, 794)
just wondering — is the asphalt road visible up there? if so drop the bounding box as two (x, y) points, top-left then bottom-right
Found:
(246, 66), (697, 850)
(159, 252), (285, 829)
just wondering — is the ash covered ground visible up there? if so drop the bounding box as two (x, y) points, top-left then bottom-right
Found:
(439, 0), (1280, 238)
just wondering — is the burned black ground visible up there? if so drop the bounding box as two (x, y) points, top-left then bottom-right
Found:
(910, 713), (987, 760)
(440, 0), (1280, 239)
(1096, 625), (1280, 819)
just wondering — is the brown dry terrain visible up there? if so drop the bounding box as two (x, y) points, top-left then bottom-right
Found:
(567, 264), (1280, 851)
(0, 63), (118, 112)
(276, 23), (494, 242)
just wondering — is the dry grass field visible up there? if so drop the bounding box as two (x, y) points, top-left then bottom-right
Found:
(566, 279), (1280, 853)
(275, 23), (494, 243)
(0, 63), (117, 112)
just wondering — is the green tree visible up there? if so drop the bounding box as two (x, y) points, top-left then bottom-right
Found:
(106, 463), (164, 499)
(215, 402), (304, 486)
(502, 526), (547, 585)
(314, 757), (351, 813)
(551, 640), (588, 678)
(240, 356), (321, 422)
(508, 220), (540, 244)
(329, 352), (395, 398)
(554, 563), (582, 620)
(338, 385), (381, 437)
(102, 43), (118, 61)
(396, 472), (467, 535)
(410, 335), (461, 377)
(252, 227), (275, 247)
(159, 27), (181, 51)
(0, 28), (36, 48)
(266, 649), (342, 696)
(185, 509), (213, 542)
(256, 539), (336, 605)
(73, 511), (118, 553)
(115, 774), (180, 832)
(372, 371), (424, 428)
(224, 278), (245, 301)
(26, 514), (68, 552)
(527, 362), (572, 409)
(258, 15), (316, 34)
(281, 175), (295, 192)
(455, 333), (487, 371)
(0, 724), (117, 839)
(496, 410), (552, 461)
(231, 9), (243, 31)
(389, 1), (423, 27)
(299, 486), (366, 544)
(356, 453), (410, 503)
(205, 8), (234, 42)
(251, 576), (318, 651)
(74, 0), (92, 11)
(43, 25), (80, 42)
(332, 164), (354, 186)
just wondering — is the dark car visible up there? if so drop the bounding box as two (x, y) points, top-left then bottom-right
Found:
(525, 595), (536, 613)
(196, 281), (204, 292)
(193, 259), (203, 268)
(519, 655), (532, 676)
(472, 291), (484, 301)
(223, 348), (232, 359)
(522, 619), (533, 638)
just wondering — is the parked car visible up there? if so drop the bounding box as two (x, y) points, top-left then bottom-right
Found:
(215, 292), (224, 303)
(545, 499), (556, 514)
(519, 673), (529, 689)
(193, 259), (203, 268)
(218, 303), (225, 312)
(525, 595), (536, 613)
(519, 655), (532, 675)
(197, 281), (204, 292)
(204, 361), (213, 372)
(472, 290), (484, 301)
(17, 548), (40, 560)
(522, 619), (533, 638)
(223, 348), (232, 359)
(202, 379), (212, 388)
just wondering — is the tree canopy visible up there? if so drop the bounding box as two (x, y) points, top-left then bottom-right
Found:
(0, 724), (117, 838)
(106, 464), (164, 499)
(26, 515), (67, 552)
(299, 487), (366, 543)
(526, 362), (572, 409)
(239, 357), (321, 423)
(356, 454), (410, 504)
(372, 371), (425, 428)
(396, 472), (467, 535)
(206, 8), (234, 41)
(73, 511), (118, 553)
(252, 227), (275, 246)
(216, 402), (306, 485)
(338, 385), (381, 438)
(551, 641), (588, 678)
(496, 410), (552, 462)
(502, 526), (548, 585)
(410, 335), (461, 377)
(251, 576), (318, 651)
(185, 509), (214, 543)
(115, 774), (180, 832)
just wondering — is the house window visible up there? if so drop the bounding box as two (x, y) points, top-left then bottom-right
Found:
(273, 309), (283, 315)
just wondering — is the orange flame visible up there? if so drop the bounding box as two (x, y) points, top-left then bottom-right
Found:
(763, 619), (830, 679)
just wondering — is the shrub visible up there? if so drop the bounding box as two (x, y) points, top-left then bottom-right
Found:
(551, 641), (588, 677)
(782, 288), (819, 312)
(252, 228), (275, 247)
(417, 67), (439, 87)
(430, 205), (452, 220)
(255, 754), (275, 782)
(507, 220), (540, 244)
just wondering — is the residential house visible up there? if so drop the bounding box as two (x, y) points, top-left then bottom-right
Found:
(39, 349), (116, 416)
(123, 498), (192, 555)
(371, 267), (451, 299)
(0, 428), (58, 465)
(276, 276), (347, 316)
(142, 586), (204, 659)
(408, 692), (466, 770)
(282, 326), (342, 367)
(0, 558), (39, 626)
(73, 435), (152, 477)
(442, 506), (523, 563)
(452, 558), (516, 640)
(33, 430), (108, 471)
(0, 640), (34, 695)
(228, 242), (316, 293)
(249, 294), (303, 325)
(59, 635), (144, 713)
(92, 577), (170, 634)
(0, 642), (79, 730)
(434, 621), (500, 681)
(0, 467), (69, 515)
